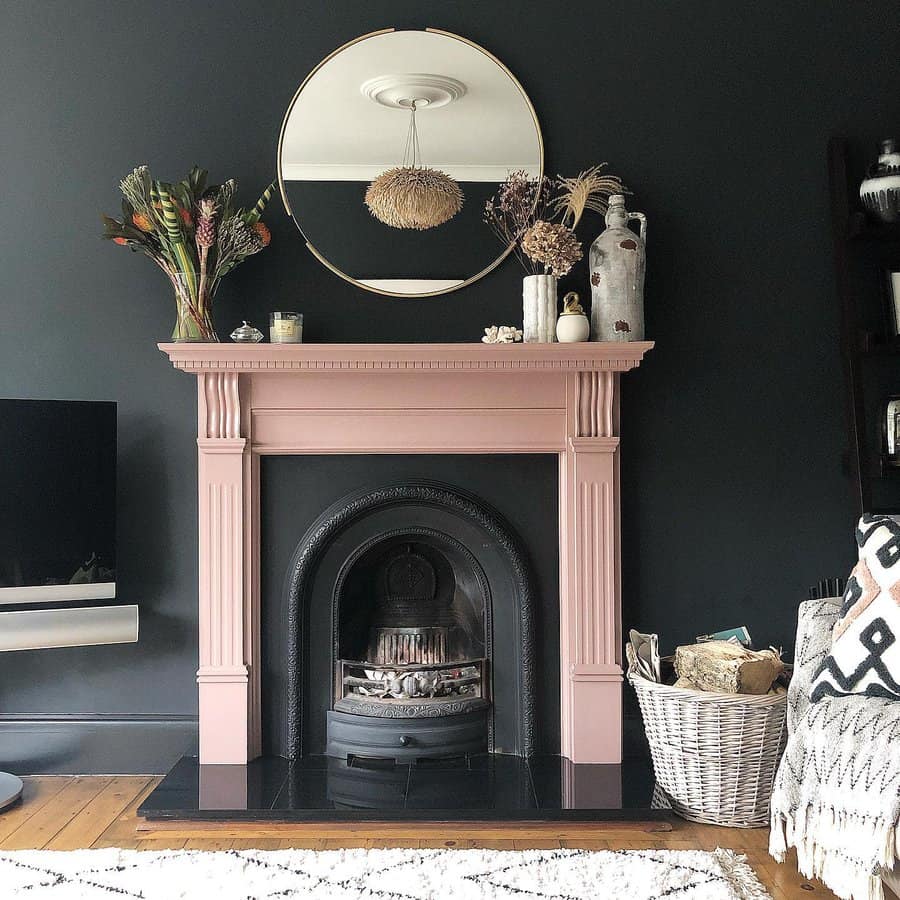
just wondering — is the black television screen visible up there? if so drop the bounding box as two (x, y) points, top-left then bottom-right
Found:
(0, 399), (116, 601)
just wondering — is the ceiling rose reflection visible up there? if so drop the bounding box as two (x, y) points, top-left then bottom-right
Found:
(364, 78), (464, 231)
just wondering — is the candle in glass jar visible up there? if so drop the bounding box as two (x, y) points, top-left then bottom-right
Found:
(269, 312), (303, 343)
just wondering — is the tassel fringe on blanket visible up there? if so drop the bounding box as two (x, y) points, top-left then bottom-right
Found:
(770, 803), (899, 900)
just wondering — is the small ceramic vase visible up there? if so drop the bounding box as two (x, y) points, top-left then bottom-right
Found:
(522, 274), (557, 342)
(556, 292), (590, 342)
(860, 139), (900, 224)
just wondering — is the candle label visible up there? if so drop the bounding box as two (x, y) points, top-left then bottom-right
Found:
(272, 320), (297, 337)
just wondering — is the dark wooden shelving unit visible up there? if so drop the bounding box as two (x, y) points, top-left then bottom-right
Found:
(828, 137), (900, 514)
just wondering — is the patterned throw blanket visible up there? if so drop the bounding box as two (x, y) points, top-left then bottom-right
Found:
(769, 599), (900, 900)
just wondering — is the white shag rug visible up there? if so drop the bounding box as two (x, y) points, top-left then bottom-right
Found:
(0, 847), (771, 899)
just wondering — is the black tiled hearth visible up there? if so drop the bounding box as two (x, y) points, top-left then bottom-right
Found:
(139, 754), (664, 822)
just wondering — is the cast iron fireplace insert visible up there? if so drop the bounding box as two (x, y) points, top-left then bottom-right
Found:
(284, 482), (536, 763)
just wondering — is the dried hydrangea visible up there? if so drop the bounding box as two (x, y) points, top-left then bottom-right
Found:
(483, 171), (556, 274)
(521, 220), (583, 277)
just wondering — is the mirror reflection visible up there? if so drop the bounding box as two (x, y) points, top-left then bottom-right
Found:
(278, 29), (543, 297)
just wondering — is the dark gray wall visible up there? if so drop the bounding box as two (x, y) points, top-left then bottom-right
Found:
(1, 0), (896, 772)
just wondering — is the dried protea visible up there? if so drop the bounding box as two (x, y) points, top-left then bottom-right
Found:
(131, 212), (154, 233)
(119, 166), (152, 217)
(195, 198), (217, 248)
(365, 166), (463, 230)
(252, 221), (271, 247)
(521, 220), (582, 277)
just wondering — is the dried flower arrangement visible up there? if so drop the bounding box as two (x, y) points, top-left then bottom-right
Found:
(102, 166), (275, 341)
(484, 165), (626, 278)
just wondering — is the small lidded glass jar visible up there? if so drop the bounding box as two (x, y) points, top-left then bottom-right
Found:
(269, 312), (303, 343)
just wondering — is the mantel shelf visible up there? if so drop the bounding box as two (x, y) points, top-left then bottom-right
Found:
(158, 341), (654, 374)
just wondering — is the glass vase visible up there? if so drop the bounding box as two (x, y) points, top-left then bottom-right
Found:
(170, 271), (218, 342)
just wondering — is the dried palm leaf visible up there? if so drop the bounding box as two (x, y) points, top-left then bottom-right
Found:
(552, 164), (628, 228)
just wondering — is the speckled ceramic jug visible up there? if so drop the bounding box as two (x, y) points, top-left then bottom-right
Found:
(589, 195), (647, 341)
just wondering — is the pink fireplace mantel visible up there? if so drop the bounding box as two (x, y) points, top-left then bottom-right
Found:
(160, 341), (653, 765)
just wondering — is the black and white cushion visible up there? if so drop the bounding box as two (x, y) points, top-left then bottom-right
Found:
(810, 514), (900, 702)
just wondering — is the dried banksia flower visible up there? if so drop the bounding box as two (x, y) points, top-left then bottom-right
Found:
(252, 221), (271, 247)
(195, 198), (217, 248)
(521, 220), (582, 277)
(131, 212), (153, 233)
(365, 166), (463, 230)
(232, 220), (261, 255)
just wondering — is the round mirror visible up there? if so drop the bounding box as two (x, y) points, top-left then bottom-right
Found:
(277, 28), (543, 298)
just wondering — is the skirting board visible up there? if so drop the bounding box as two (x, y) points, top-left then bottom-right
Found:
(0, 717), (647, 776)
(0, 715), (198, 775)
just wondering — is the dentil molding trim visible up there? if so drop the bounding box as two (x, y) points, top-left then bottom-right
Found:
(159, 342), (654, 373)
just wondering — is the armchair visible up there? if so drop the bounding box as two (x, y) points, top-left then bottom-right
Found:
(770, 598), (900, 900)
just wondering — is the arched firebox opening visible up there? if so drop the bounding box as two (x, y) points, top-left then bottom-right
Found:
(284, 482), (536, 761)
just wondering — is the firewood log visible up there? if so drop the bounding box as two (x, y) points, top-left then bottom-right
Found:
(674, 641), (783, 694)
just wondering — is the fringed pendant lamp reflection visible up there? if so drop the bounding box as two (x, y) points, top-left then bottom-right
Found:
(365, 99), (464, 230)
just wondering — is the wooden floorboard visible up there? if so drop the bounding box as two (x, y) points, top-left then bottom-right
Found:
(0, 777), (70, 843)
(45, 776), (153, 851)
(91, 777), (160, 850)
(0, 776), (842, 899)
(1, 777), (111, 851)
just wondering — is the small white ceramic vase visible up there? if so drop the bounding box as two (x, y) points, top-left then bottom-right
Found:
(522, 274), (557, 343)
(556, 312), (591, 342)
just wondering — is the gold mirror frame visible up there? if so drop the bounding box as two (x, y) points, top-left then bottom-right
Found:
(276, 27), (545, 299)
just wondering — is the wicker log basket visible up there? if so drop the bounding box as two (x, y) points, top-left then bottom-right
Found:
(626, 644), (789, 828)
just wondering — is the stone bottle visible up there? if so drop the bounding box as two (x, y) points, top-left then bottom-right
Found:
(589, 195), (647, 341)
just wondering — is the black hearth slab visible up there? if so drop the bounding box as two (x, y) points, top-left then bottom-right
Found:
(528, 755), (655, 810)
(140, 755), (668, 822)
(139, 755), (289, 816)
(275, 756), (410, 811)
(406, 754), (536, 811)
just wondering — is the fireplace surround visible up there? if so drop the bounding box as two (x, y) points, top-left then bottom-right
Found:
(160, 341), (652, 766)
